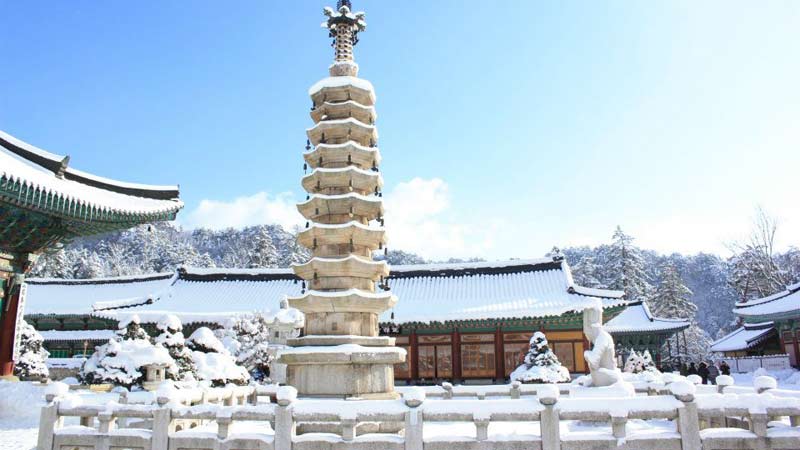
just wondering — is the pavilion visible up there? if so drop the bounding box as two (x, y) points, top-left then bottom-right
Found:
(0, 130), (182, 378)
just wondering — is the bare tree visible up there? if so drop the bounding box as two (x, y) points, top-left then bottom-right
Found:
(727, 207), (789, 302)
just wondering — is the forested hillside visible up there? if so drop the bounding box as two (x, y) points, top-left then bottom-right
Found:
(32, 216), (800, 346)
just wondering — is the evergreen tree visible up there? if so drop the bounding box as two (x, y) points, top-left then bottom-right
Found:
(623, 350), (644, 373)
(231, 312), (274, 381)
(571, 255), (605, 289)
(154, 315), (196, 381)
(13, 319), (50, 379)
(187, 327), (250, 386)
(117, 315), (150, 342)
(249, 227), (278, 268)
(651, 262), (696, 320)
(602, 227), (653, 301)
(510, 332), (570, 383)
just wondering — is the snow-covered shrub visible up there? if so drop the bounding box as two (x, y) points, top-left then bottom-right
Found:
(80, 338), (175, 388)
(214, 318), (242, 355)
(510, 331), (570, 383)
(117, 314), (150, 341)
(154, 314), (196, 381)
(230, 312), (273, 381)
(13, 319), (49, 379)
(623, 350), (644, 373)
(187, 327), (249, 386)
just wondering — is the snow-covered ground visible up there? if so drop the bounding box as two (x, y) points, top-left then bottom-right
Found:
(3, 368), (800, 450)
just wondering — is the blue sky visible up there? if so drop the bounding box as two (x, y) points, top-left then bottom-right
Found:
(3, 1), (799, 260)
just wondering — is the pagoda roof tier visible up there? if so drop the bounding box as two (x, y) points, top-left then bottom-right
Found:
(292, 255), (390, 281)
(277, 344), (406, 365)
(311, 100), (376, 125)
(301, 167), (383, 194)
(308, 76), (376, 107)
(297, 193), (383, 221)
(287, 288), (397, 314)
(0, 131), (183, 252)
(297, 221), (386, 251)
(306, 117), (378, 147)
(304, 141), (381, 170)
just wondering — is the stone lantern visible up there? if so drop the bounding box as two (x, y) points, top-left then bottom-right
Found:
(142, 363), (168, 391)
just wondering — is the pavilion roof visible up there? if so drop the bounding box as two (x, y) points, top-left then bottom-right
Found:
(709, 321), (776, 353)
(734, 281), (800, 321)
(0, 130), (183, 227)
(26, 258), (630, 327)
(604, 301), (690, 335)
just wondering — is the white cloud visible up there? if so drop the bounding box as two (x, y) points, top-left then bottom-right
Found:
(384, 177), (500, 260)
(182, 191), (303, 231)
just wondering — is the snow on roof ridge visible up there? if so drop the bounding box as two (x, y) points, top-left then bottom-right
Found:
(27, 271), (175, 285)
(0, 130), (180, 194)
(390, 258), (556, 273)
(92, 295), (155, 311)
(710, 323), (776, 352)
(179, 266), (295, 276)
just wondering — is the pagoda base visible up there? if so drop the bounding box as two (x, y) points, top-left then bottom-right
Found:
(285, 362), (398, 398)
(278, 345), (405, 397)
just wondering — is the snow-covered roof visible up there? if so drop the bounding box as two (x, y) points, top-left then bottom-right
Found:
(709, 322), (776, 353)
(603, 301), (690, 334)
(0, 130), (183, 221)
(39, 329), (118, 342)
(25, 272), (174, 315)
(25, 258), (628, 326)
(734, 282), (800, 320)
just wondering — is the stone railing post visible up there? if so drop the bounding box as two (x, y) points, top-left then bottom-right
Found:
(442, 382), (453, 400)
(790, 413), (800, 427)
(474, 417), (490, 441)
(510, 381), (521, 399)
(715, 375), (734, 394)
(37, 400), (60, 450)
(754, 375), (777, 394)
(404, 388), (424, 450)
(117, 391), (128, 428)
(341, 416), (357, 441)
(611, 413), (626, 440)
(151, 396), (171, 450)
(671, 381), (701, 450)
(98, 411), (115, 433)
(275, 386), (297, 450)
(249, 388), (259, 405)
(217, 414), (232, 440)
(538, 385), (560, 450)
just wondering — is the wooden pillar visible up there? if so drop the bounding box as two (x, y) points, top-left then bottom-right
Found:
(494, 326), (504, 382)
(410, 330), (419, 384)
(0, 275), (22, 377)
(452, 328), (461, 382)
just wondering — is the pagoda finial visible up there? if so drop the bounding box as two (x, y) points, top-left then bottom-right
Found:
(323, 2), (366, 76)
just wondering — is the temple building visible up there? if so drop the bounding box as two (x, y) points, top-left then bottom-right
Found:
(0, 131), (182, 379)
(23, 258), (689, 384)
(711, 281), (800, 366)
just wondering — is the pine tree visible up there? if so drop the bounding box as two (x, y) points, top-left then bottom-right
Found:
(117, 315), (150, 342)
(623, 350), (644, 373)
(249, 227), (278, 268)
(603, 227), (653, 301)
(187, 327), (250, 386)
(154, 315), (196, 381)
(13, 319), (50, 379)
(571, 255), (605, 289)
(510, 332), (570, 383)
(652, 262), (696, 320)
(231, 312), (274, 381)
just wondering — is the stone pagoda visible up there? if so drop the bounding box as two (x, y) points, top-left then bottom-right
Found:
(277, 0), (404, 398)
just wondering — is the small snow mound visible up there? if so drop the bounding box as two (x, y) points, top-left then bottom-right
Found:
(715, 375), (734, 387)
(754, 375), (777, 391)
(60, 376), (79, 385)
(277, 386), (297, 404)
(441, 381), (453, 390)
(403, 386), (426, 404)
(45, 381), (69, 398)
(686, 374), (702, 385)
(669, 380), (696, 397)
(0, 381), (46, 422)
(662, 373), (679, 383)
(537, 384), (560, 402)
(157, 314), (182, 332)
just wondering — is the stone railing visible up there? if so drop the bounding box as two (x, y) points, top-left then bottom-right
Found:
(37, 380), (800, 450)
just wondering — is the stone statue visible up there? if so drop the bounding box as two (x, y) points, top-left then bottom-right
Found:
(582, 300), (622, 387)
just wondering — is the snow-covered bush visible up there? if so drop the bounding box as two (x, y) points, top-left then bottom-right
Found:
(13, 319), (49, 379)
(187, 327), (249, 386)
(154, 314), (196, 381)
(80, 338), (175, 388)
(623, 350), (644, 373)
(510, 331), (570, 383)
(117, 314), (150, 341)
(230, 312), (273, 381)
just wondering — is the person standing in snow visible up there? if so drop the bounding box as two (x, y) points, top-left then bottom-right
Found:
(719, 360), (731, 376)
(698, 362), (709, 384)
(688, 362), (698, 376)
(707, 362), (719, 384)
